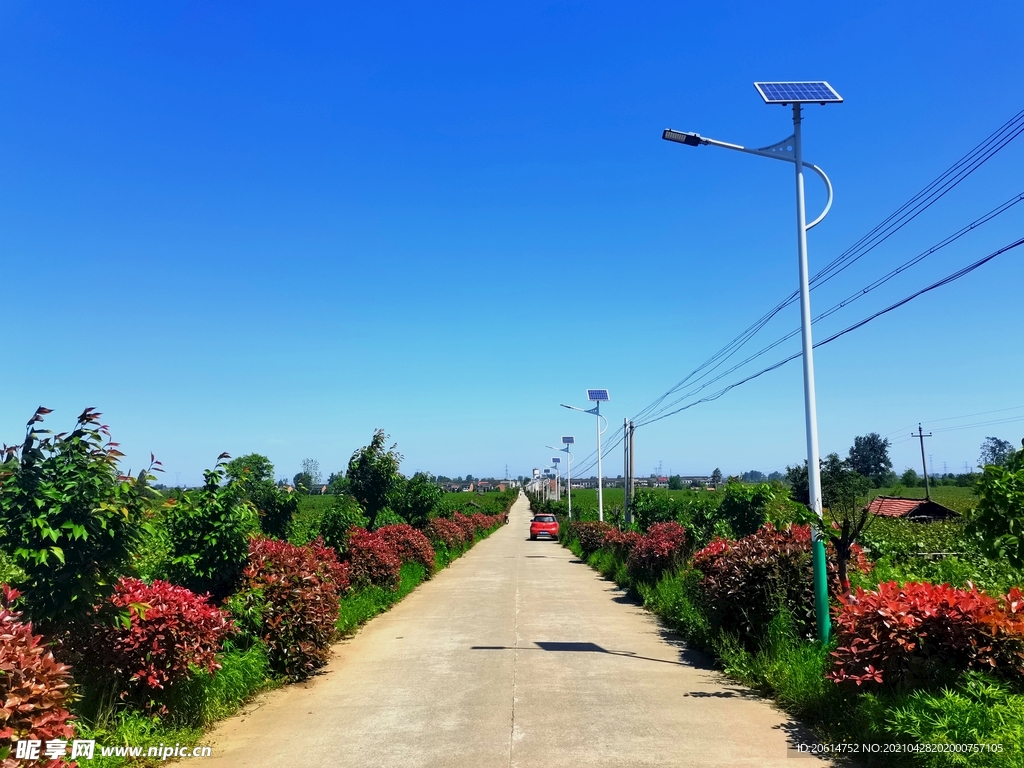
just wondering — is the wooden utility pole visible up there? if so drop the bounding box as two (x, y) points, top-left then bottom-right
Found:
(913, 423), (933, 500)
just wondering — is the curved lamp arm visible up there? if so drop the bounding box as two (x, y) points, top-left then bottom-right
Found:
(662, 129), (833, 231)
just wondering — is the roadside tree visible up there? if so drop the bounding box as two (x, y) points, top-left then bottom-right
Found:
(347, 430), (404, 530)
(0, 407), (158, 628)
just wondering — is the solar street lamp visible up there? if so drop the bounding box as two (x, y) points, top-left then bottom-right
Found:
(548, 438), (575, 519)
(662, 82), (841, 644)
(561, 390), (610, 521)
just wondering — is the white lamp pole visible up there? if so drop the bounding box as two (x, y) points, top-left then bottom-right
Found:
(561, 391), (610, 521)
(551, 438), (575, 519)
(662, 81), (841, 644)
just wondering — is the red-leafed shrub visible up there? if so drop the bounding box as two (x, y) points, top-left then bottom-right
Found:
(244, 537), (349, 680)
(603, 529), (643, 558)
(692, 537), (732, 572)
(375, 524), (436, 572)
(699, 524), (869, 646)
(93, 578), (231, 709)
(829, 581), (1024, 689)
(0, 586), (75, 766)
(469, 513), (490, 532)
(571, 521), (614, 557)
(347, 528), (402, 590)
(627, 522), (688, 582)
(451, 513), (478, 542)
(426, 518), (468, 550)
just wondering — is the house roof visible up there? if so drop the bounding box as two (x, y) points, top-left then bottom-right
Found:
(866, 496), (958, 519)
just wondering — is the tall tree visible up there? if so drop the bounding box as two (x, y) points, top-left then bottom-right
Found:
(300, 458), (322, 491)
(847, 433), (893, 487)
(711, 468), (723, 486)
(347, 430), (404, 530)
(979, 436), (1015, 467)
(784, 462), (809, 505)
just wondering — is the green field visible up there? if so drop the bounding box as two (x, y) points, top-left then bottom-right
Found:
(550, 484), (980, 516)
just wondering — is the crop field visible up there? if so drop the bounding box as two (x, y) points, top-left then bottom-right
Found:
(544, 487), (719, 516)
(549, 484), (980, 516)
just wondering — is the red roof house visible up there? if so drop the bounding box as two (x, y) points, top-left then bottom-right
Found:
(866, 496), (958, 522)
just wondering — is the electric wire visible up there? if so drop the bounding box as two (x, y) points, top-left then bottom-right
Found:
(636, 193), (1024, 423)
(618, 236), (1024, 437)
(628, 108), (1024, 428)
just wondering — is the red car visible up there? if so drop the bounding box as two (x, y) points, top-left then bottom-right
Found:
(530, 514), (559, 540)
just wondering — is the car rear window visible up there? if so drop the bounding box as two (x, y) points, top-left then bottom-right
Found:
(534, 515), (556, 523)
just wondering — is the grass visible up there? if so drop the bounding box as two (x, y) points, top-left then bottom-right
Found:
(337, 562), (428, 634)
(75, 645), (277, 768)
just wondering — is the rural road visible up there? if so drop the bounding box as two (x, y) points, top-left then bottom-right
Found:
(203, 494), (831, 767)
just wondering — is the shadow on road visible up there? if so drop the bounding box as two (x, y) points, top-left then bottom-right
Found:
(470, 641), (696, 668)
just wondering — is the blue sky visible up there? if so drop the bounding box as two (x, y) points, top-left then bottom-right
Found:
(2, 1), (1022, 485)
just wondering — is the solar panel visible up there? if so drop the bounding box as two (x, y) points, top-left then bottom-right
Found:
(562, 436), (574, 444)
(587, 389), (610, 402)
(551, 457), (560, 464)
(754, 82), (842, 105)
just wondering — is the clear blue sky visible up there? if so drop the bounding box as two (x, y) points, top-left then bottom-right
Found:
(2, 1), (1022, 485)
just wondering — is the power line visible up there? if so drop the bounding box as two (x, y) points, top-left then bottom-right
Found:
(630, 236), (1024, 430)
(629, 108), (1024, 428)
(638, 194), (1024, 424)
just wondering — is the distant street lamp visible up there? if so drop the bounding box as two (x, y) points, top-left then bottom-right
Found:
(662, 82), (842, 644)
(561, 390), (610, 521)
(548, 437), (575, 519)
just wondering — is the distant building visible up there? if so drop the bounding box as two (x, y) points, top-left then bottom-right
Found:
(866, 496), (959, 522)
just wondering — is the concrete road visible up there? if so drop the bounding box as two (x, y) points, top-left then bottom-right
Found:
(204, 494), (830, 767)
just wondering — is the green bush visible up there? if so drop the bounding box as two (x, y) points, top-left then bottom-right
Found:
(319, 496), (369, 551)
(371, 507), (407, 530)
(249, 482), (298, 539)
(717, 481), (801, 538)
(969, 446), (1024, 569)
(0, 407), (157, 627)
(165, 456), (258, 599)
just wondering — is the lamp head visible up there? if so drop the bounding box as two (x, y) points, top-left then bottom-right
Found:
(662, 129), (703, 147)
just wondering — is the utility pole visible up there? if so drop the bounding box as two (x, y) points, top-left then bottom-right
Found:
(913, 424), (933, 500)
(628, 421), (636, 521)
(623, 418), (630, 527)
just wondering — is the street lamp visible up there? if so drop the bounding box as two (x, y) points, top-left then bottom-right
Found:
(550, 457), (561, 501)
(561, 390), (610, 521)
(548, 437), (574, 519)
(662, 81), (841, 644)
